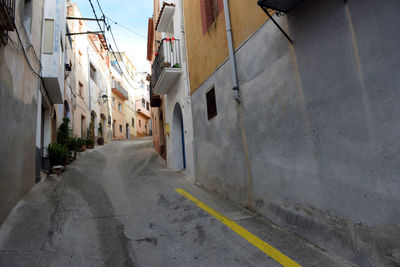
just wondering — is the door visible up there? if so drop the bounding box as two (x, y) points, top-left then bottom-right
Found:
(172, 103), (186, 170)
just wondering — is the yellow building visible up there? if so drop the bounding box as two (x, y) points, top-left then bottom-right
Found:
(183, 0), (267, 93)
(111, 79), (128, 140)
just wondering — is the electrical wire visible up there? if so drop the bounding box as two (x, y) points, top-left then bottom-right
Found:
(87, 0), (137, 89)
(106, 16), (146, 39)
(8, 16), (41, 78)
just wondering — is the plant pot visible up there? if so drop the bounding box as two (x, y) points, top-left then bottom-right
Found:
(98, 137), (104, 146)
(49, 159), (64, 167)
(88, 144), (94, 149)
(81, 145), (86, 151)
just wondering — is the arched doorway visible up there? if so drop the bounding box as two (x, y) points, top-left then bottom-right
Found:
(172, 103), (186, 170)
(100, 113), (106, 138)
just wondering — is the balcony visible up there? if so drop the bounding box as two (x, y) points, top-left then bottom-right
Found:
(112, 80), (128, 100)
(150, 95), (161, 107)
(150, 38), (182, 95)
(155, 2), (175, 33)
(0, 0), (15, 31)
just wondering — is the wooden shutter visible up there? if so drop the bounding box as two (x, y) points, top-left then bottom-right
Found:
(146, 18), (154, 61)
(200, 0), (224, 34)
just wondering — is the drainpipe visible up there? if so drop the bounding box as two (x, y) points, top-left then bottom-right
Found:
(222, 0), (240, 103)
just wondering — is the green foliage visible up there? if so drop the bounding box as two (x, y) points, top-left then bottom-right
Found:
(85, 138), (94, 147)
(47, 143), (69, 166)
(68, 137), (80, 152)
(57, 118), (72, 146)
(77, 138), (86, 146)
(88, 138), (94, 146)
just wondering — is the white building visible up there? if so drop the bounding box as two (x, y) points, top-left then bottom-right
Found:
(151, 0), (195, 178)
(36, 0), (66, 170)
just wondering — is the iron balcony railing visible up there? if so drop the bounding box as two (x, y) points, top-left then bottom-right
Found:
(112, 80), (129, 100)
(150, 38), (181, 94)
(0, 0), (15, 31)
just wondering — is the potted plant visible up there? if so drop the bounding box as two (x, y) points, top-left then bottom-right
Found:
(97, 123), (104, 145)
(97, 136), (104, 145)
(173, 63), (180, 68)
(87, 138), (94, 149)
(78, 138), (86, 151)
(162, 62), (171, 68)
(68, 137), (80, 160)
(47, 143), (69, 167)
(57, 118), (72, 146)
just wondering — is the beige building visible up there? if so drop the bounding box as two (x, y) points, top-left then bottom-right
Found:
(67, 3), (110, 143)
(110, 79), (128, 140)
(0, 0), (45, 224)
(67, 4), (90, 139)
(0, 0), (66, 223)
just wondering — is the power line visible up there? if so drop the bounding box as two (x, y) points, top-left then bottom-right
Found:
(88, 0), (105, 34)
(11, 20), (41, 78)
(87, 0), (137, 89)
(106, 17), (146, 39)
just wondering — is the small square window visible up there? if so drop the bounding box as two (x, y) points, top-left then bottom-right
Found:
(206, 87), (217, 120)
(90, 63), (97, 83)
(78, 81), (84, 97)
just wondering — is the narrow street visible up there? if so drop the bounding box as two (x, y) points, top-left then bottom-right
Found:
(0, 138), (350, 266)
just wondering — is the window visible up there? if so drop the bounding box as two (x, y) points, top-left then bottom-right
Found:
(142, 99), (145, 108)
(139, 120), (141, 127)
(90, 63), (97, 83)
(23, 0), (33, 34)
(200, 0), (223, 34)
(43, 19), (54, 54)
(132, 118), (135, 127)
(146, 101), (150, 111)
(78, 81), (84, 97)
(206, 87), (217, 120)
(119, 125), (122, 133)
(112, 97), (115, 107)
(118, 102), (122, 112)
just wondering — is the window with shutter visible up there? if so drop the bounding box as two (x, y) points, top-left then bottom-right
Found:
(200, 0), (223, 34)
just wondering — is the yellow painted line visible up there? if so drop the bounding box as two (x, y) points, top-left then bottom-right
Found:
(175, 188), (301, 267)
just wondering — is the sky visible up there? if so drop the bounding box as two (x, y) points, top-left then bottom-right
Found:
(72, 0), (152, 72)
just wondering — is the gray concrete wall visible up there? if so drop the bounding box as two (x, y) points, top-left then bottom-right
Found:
(191, 0), (400, 265)
(0, 0), (44, 224)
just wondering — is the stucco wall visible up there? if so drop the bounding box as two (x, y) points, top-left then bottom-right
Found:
(111, 93), (126, 140)
(191, 0), (400, 265)
(183, 0), (267, 93)
(136, 113), (149, 137)
(0, 0), (44, 224)
(164, 78), (195, 179)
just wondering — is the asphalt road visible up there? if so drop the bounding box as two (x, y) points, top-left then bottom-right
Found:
(0, 138), (351, 266)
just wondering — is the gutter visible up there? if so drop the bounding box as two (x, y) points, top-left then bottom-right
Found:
(222, 0), (240, 103)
